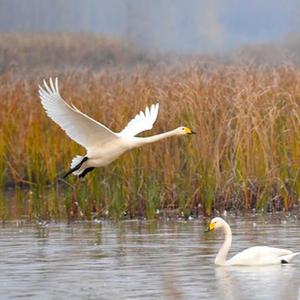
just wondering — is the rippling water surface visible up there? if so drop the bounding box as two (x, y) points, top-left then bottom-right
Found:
(0, 214), (300, 299)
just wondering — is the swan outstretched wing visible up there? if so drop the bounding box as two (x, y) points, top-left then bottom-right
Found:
(39, 78), (118, 149)
(119, 103), (159, 137)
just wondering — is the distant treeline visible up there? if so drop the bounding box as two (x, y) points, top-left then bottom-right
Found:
(0, 33), (158, 75)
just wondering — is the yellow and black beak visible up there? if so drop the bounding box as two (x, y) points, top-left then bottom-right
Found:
(205, 222), (215, 232)
(184, 127), (196, 135)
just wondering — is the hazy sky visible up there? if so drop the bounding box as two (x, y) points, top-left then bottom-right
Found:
(0, 0), (299, 53)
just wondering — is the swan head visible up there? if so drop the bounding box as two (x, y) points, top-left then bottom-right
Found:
(176, 126), (196, 135)
(207, 217), (226, 231)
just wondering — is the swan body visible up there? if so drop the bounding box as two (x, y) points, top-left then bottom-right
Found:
(208, 217), (300, 266)
(39, 78), (195, 178)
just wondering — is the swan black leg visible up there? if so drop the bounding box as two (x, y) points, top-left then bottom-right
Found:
(79, 167), (95, 178)
(63, 157), (88, 178)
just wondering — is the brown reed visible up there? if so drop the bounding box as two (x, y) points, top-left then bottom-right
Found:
(1, 34), (300, 220)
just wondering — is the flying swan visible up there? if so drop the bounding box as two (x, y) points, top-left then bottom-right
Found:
(39, 78), (195, 178)
(207, 217), (300, 266)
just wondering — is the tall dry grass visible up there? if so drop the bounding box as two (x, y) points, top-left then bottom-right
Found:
(1, 33), (300, 219)
(1, 62), (300, 220)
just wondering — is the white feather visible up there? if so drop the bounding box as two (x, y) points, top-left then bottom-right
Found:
(119, 103), (159, 137)
(70, 155), (85, 169)
(38, 78), (118, 150)
(70, 155), (85, 175)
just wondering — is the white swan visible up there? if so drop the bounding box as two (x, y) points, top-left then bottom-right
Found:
(207, 217), (300, 266)
(39, 78), (195, 178)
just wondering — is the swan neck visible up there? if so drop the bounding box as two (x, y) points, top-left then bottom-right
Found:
(137, 130), (177, 144)
(215, 222), (232, 266)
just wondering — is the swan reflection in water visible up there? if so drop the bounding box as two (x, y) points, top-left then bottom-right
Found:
(215, 264), (299, 300)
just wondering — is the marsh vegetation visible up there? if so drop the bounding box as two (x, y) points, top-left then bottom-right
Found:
(1, 34), (300, 220)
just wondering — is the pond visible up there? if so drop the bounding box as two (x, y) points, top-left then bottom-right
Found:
(0, 214), (299, 299)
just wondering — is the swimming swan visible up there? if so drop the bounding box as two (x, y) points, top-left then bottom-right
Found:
(39, 78), (195, 178)
(207, 217), (300, 266)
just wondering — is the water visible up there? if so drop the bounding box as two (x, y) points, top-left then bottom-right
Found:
(0, 214), (299, 300)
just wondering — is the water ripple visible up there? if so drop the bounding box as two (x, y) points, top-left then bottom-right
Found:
(0, 215), (299, 299)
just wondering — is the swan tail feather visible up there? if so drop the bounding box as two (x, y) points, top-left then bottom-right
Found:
(63, 156), (88, 178)
(281, 252), (300, 264)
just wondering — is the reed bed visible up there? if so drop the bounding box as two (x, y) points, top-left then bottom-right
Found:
(1, 44), (300, 219)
